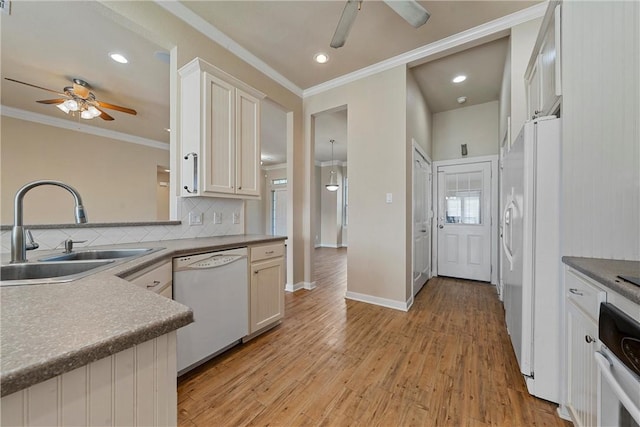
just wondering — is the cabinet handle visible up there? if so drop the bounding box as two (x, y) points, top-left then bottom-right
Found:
(265, 250), (274, 254)
(147, 280), (161, 289)
(585, 335), (595, 344)
(569, 288), (583, 296)
(254, 270), (258, 274)
(183, 152), (198, 194)
(238, 186), (242, 190)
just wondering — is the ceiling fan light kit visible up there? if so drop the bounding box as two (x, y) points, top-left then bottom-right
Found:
(331, 0), (430, 49)
(4, 77), (137, 122)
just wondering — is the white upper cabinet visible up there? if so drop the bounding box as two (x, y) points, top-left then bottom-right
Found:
(180, 58), (264, 199)
(526, 1), (562, 119)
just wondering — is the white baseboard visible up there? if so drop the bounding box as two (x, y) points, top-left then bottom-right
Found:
(318, 244), (339, 248)
(345, 291), (410, 312)
(314, 244), (321, 248)
(340, 244), (348, 248)
(285, 282), (304, 292)
(285, 281), (316, 292)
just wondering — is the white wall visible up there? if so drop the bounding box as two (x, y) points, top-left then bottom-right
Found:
(561, 0), (639, 260)
(432, 101), (500, 161)
(510, 17), (543, 144)
(305, 66), (410, 308)
(319, 163), (346, 248)
(406, 69), (433, 158)
(498, 38), (512, 145)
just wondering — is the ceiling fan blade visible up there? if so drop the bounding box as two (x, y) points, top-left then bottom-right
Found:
(383, 0), (430, 28)
(330, 0), (360, 49)
(73, 82), (90, 99)
(95, 100), (137, 115)
(4, 78), (66, 96)
(36, 98), (67, 105)
(97, 108), (114, 121)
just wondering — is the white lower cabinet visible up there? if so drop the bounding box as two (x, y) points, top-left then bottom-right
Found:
(249, 243), (285, 335)
(566, 300), (599, 427)
(126, 260), (173, 299)
(1, 332), (177, 427)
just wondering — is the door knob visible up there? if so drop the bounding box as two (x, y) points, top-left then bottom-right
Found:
(438, 225), (444, 229)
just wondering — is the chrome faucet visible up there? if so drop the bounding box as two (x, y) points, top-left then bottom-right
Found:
(11, 180), (87, 263)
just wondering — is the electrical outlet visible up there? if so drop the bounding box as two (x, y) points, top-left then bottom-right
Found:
(213, 212), (222, 224)
(188, 212), (203, 226)
(232, 212), (240, 224)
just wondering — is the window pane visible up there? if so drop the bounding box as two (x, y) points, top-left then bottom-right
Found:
(444, 172), (482, 225)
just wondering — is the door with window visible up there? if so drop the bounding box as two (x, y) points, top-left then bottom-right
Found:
(436, 162), (491, 282)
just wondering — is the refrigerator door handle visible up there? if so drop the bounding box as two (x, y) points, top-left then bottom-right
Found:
(502, 199), (515, 270)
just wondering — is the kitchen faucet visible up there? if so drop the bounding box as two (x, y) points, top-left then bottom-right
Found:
(11, 180), (87, 263)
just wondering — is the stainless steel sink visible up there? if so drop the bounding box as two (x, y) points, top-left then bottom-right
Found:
(0, 260), (115, 286)
(39, 248), (159, 262)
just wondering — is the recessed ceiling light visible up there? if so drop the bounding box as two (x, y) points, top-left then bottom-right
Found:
(314, 53), (329, 64)
(457, 96), (467, 104)
(109, 53), (128, 64)
(452, 75), (467, 83)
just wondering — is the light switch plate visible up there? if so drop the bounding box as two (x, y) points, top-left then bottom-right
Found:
(386, 193), (393, 203)
(232, 212), (240, 224)
(213, 212), (222, 224)
(188, 212), (203, 226)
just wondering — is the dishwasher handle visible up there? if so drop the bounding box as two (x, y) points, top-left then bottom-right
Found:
(174, 254), (247, 271)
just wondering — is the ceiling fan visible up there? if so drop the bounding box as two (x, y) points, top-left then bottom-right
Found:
(4, 77), (137, 121)
(331, 0), (430, 48)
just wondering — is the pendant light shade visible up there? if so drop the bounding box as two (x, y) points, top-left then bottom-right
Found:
(325, 139), (339, 192)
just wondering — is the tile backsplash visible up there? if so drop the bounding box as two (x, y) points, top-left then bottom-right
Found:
(1, 198), (244, 253)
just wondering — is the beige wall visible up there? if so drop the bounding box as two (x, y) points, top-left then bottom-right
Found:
(1, 116), (169, 224)
(305, 66), (410, 305)
(406, 69), (433, 158)
(319, 163), (346, 248)
(432, 101), (500, 161)
(314, 165), (322, 247)
(156, 170), (170, 221)
(100, 1), (305, 284)
(510, 17), (543, 144)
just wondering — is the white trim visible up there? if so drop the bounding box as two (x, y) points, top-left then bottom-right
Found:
(285, 282), (304, 293)
(303, 3), (546, 97)
(262, 163), (288, 171)
(1, 106), (169, 151)
(319, 160), (347, 168)
(155, 0), (303, 98)
(345, 291), (410, 312)
(318, 244), (340, 249)
(303, 281), (316, 290)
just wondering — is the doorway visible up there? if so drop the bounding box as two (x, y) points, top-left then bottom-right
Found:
(434, 158), (496, 282)
(412, 143), (432, 296)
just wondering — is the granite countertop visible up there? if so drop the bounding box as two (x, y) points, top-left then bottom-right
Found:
(562, 257), (640, 304)
(0, 234), (286, 397)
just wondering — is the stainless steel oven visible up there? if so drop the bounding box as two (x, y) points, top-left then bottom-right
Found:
(596, 303), (640, 427)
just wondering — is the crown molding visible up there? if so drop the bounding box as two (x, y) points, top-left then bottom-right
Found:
(303, 3), (546, 97)
(1, 106), (169, 151)
(155, 0), (304, 98)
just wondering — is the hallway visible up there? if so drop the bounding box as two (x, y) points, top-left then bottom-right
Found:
(178, 248), (569, 426)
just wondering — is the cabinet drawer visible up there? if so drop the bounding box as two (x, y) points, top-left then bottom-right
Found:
(566, 268), (606, 322)
(250, 243), (284, 262)
(129, 261), (172, 295)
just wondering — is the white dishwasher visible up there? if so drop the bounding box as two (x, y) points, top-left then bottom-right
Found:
(173, 247), (248, 375)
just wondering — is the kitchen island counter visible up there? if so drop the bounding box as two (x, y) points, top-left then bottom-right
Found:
(562, 256), (640, 304)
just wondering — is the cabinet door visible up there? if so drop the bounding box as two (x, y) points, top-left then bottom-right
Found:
(539, 6), (560, 115)
(527, 58), (542, 119)
(204, 73), (236, 195)
(235, 89), (261, 197)
(250, 257), (284, 333)
(566, 301), (599, 427)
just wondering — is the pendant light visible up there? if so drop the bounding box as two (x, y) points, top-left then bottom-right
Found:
(325, 139), (339, 192)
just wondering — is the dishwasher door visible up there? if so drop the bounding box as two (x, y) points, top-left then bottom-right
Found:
(173, 247), (248, 375)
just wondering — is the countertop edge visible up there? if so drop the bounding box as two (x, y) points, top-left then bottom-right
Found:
(0, 310), (193, 397)
(562, 256), (640, 305)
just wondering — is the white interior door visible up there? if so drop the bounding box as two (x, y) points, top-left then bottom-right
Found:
(413, 148), (432, 296)
(437, 161), (492, 282)
(271, 188), (287, 236)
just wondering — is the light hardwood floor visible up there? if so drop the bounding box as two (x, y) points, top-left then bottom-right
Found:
(178, 248), (570, 426)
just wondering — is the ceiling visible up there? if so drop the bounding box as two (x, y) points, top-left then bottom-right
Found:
(1, 0), (538, 163)
(180, 0), (538, 90)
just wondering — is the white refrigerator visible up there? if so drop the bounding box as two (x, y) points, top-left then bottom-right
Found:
(501, 116), (561, 404)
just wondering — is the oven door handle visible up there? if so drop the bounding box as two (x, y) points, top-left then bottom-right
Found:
(595, 351), (640, 426)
